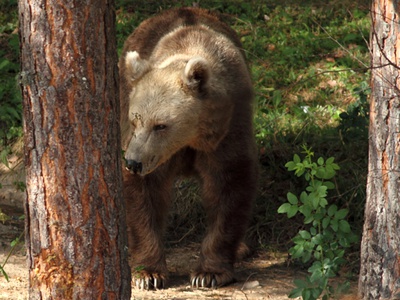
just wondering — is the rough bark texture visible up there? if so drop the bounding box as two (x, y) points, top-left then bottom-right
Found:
(18, 0), (131, 299)
(359, 0), (400, 299)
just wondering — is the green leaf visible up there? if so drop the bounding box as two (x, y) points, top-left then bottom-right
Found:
(300, 191), (309, 204)
(313, 212), (324, 221)
(335, 208), (348, 220)
(324, 181), (335, 189)
(295, 166), (305, 177)
(330, 219), (339, 232)
(319, 198), (328, 208)
(316, 185), (328, 198)
(317, 157), (324, 166)
(293, 154), (301, 164)
(306, 185), (315, 192)
(288, 205), (299, 218)
(311, 233), (323, 245)
(336, 249), (345, 259)
(339, 237), (350, 248)
(304, 214), (314, 224)
(339, 220), (351, 233)
(0, 59), (10, 70)
(326, 157), (335, 165)
(324, 165), (336, 179)
(328, 205), (338, 217)
(299, 230), (311, 240)
(331, 163), (340, 170)
(278, 203), (291, 214)
(310, 226), (317, 236)
(312, 287), (323, 299)
(291, 244), (304, 258)
(316, 168), (326, 179)
(285, 161), (296, 171)
(287, 192), (298, 205)
(299, 204), (312, 218)
(302, 288), (312, 300)
(0, 266), (9, 282)
(308, 261), (322, 272)
(310, 267), (323, 283)
(292, 234), (305, 244)
(302, 251), (312, 263)
(330, 241), (339, 251)
(294, 278), (308, 288)
(289, 287), (304, 298)
(310, 194), (319, 209)
(322, 216), (330, 229)
(0, 148), (10, 168)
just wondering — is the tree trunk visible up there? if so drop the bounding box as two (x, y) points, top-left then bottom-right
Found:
(18, 0), (131, 299)
(359, 0), (400, 299)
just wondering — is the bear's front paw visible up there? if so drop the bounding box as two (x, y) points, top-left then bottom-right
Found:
(133, 270), (166, 290)
(190, 270), (234, 289)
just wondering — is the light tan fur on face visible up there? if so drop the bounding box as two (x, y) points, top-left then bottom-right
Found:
(124, 60), (204, 175)
(122, 26), (250, 174)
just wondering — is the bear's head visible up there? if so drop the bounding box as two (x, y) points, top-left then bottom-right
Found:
(123, 51), (213, 175)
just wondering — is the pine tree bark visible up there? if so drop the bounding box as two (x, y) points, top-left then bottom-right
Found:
(359, 0), (400, 299)
(18, 0), (131, 299)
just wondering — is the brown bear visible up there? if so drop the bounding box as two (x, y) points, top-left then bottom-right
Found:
(119, 7), (258, 290)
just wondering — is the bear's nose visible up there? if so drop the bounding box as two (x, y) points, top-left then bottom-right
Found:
(125, 160), (143, 174)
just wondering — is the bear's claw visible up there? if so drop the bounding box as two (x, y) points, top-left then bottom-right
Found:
(133, 272), (165, 290)
(192, 276), (217, 289)
(190, 273), (227, 289)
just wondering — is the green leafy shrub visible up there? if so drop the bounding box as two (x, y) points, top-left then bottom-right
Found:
(278, 146), (357, 300)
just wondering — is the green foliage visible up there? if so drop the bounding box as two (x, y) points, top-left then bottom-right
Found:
(278, 146), (357, 300)
(0, 233), (24, 282)
(0, 1), (21, 148)
(245, 4), (370, 147)
(0, 3), (24, 273)
(338, 80), (370, 140)
(0, 208), (23, 282)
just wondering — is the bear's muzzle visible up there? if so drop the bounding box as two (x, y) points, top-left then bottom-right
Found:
(125, 160), (143, 174)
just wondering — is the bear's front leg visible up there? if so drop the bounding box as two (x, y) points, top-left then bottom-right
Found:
(192, 157), (258, 288)
(123, 170), (173, 290)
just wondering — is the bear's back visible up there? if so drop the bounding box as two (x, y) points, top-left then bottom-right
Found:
(121, 7), (244, 61)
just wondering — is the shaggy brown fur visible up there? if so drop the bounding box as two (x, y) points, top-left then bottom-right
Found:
(119, 7), (258, 289)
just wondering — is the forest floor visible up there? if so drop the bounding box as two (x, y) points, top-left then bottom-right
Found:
(0, 209), (295, 300)
(0, 208), (358, 300)
(0, 144), (359, 299)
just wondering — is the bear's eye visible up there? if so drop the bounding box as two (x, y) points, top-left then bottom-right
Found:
(153, 124), (167, 131)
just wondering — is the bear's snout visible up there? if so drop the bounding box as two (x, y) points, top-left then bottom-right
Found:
(125, 160), (143, 174)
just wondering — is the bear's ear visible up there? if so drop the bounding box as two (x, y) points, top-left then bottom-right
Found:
(125, 51), (150, 82)
(182, 57), (210, 93)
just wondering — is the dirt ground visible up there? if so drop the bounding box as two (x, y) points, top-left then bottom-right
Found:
(0, 242), (355, 300)
(0, 211), (295, 300)
(0, 212), (358, 300)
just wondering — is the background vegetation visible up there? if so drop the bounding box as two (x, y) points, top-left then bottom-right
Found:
(1, 0), (370, 281)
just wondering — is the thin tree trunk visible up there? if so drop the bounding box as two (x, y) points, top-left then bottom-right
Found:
(358, 0), (400, 299)
(18, 0), (131, 299)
